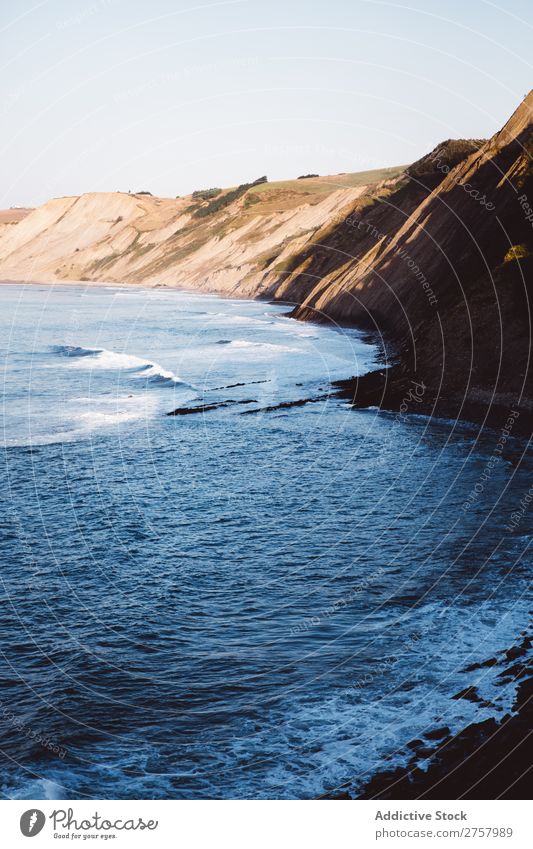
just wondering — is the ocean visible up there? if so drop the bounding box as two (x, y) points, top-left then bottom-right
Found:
(0, 282), (531, 799)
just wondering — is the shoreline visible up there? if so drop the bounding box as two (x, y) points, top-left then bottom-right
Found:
(3, 277), (532, 438)
(2, 277), (531, 801)
(0, 276), (279, 304)
(333, 367), (533, 440)
(0, 276), (197, 292)
(324, 632), (532, 800)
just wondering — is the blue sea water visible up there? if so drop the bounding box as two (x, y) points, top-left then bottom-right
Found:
(0, 282), (531, 800)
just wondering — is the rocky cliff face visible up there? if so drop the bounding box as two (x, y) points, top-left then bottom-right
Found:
(268, 92), (533, 429)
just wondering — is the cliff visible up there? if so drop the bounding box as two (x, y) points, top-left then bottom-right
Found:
(268, 92), (533, 430)
(1, 92), (531, 431)
(0, 168), (401, 298)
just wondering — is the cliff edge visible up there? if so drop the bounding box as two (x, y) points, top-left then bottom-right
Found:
(267, 92), (533, 432)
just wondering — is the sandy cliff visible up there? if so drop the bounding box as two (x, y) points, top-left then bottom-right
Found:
(0, 168), (401, 297)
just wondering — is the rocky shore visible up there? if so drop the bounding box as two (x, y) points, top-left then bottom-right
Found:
(324, 632), (532, 800)
(333, 361), (533, 439)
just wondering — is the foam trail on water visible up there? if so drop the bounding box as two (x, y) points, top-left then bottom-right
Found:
(215, 340), (301, 354)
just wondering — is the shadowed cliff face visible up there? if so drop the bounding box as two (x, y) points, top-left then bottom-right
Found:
(273, 92), (533, 428)
(260, 138), (486, 311)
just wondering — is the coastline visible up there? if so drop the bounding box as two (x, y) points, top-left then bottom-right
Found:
(0, 276), (166, 289)
(4, 276), (532, 438)
(0, 276), (271, 302)
(1, 278), (531, 801)
(333, 366), (533, 439)
(325, 633), (533, 800)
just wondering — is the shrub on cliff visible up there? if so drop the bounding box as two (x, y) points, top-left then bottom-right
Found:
(407, 139), (486, 179)
(193, 176), (268, 218)
(192, 188), (222, 200)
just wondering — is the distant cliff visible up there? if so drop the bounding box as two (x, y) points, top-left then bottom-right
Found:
(0, 168), (401, 298)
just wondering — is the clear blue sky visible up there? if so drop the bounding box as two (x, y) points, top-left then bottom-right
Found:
(1, 0), (532, 207)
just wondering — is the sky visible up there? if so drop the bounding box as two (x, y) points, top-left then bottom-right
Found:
(1, 0), (532, 207)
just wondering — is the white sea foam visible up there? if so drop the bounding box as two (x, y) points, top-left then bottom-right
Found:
(76, 409), (147, 427)
(232, 599), (532, 799)
(53, 345), (186, 386)
(222, 340), (302, 354)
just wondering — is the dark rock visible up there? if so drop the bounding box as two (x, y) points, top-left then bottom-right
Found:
(463, 657), (498, 672)
(424, 726), (450, 741)
(415, 747), (436, 759)
(167, 399), (256, 415)
(241, 396), (327, 414)
(506, 645), (527, 661)
(452, 686), (483, 703)
(355, 678), (533, 799)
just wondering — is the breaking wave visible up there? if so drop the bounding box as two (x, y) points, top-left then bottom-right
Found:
(52, 345), (187, 387)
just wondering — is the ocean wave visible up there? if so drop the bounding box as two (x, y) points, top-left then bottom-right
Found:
(54, 345), (98, 358)
(217, 340), (301, 354)
(52, 345), (186, 387)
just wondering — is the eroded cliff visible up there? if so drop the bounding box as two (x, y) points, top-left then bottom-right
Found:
(268, 93), (533, 429)
(0, 168), (401, 297)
